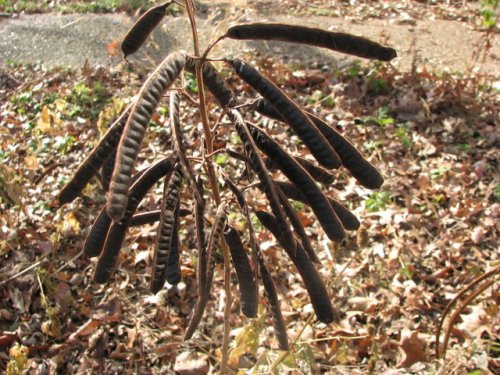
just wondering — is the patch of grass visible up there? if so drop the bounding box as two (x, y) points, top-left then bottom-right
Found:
(395, 124), (413, 148)
(359, 106), (395, 126)
(480, 0), (499, 28)
(0, 0), (151, 14)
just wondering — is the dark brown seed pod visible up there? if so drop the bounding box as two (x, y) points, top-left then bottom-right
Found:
(187, 177), (207, 338)
(128, 208), (190, 227)
(184, 201), (227, 340)
(222, 176), (260, 299)
(84, 207), (112, 258)
(204, 202), (227, 294)
(84, 166), (151, 258)
(129, 210), (161, 226)
(150, 165), (183, 294)
(257, 250), (289, 350)
(229, 110), (296, 252)
(272, 180), (360, 231)
(223, 175), (247, 210)
(58, 104), (132, 205)
(194, 178), (207, 287)
(121, 2), (170, 59)
(294, 157), (336, 184)
(274, 186), (319, 263)
(93, 157), (175, 284)
(264, 156), (335, 185)
(248, 123), (345, 242)
(308, 113), (384, 189)
(253, 98), (383, 189)
(170, 91), (203, 205)
(100, 151), (116, 192)
(226, 23), (397, 61)
(108, 52), (185, 221)
(166, 202), (181, 285)
(224, 226), (258, 318)
(255, 211), (336, 323)
(185, 58), (236, 108)
(227, 59), (341, 169)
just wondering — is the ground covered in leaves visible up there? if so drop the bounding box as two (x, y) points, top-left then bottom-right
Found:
(1, 53), (498, 374)
(1, 2), (499, 375)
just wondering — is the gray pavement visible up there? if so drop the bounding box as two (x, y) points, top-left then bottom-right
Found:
(0, 5), (498, 75)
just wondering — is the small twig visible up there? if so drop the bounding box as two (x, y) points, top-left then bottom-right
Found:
(34, 162), (65, 185)
(205, 148), (226, 159)
(60, 16), (84, 29)
(0, 257), (49, 287)
(202, 35), (226, 60)
(436, 265), (499, 359)
(56, 249), (85, 273)
(440, 278), (496, 360)
(179, 88), (199, 106)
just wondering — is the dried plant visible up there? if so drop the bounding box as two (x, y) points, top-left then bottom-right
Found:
(57, 0), (396, 371)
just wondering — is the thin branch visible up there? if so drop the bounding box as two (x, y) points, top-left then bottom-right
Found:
(185, 2), (232, 373)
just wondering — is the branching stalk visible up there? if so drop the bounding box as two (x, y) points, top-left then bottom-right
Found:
(185, 2), (232, 373)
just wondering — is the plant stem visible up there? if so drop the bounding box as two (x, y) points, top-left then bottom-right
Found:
(185, 2), (232, 373)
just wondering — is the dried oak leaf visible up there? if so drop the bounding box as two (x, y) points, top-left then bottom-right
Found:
(397, 329), (427, 368)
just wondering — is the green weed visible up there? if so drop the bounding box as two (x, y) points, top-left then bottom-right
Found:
(365, 191), (391, 212)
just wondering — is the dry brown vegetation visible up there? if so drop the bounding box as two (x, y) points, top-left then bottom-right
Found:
(0, 1), (499, 374)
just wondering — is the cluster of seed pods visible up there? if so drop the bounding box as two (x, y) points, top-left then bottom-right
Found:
(58, 1), (396, 347)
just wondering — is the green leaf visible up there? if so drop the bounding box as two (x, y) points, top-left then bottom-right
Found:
(214, 153), (228, 165)
(365, 191), (391, 212)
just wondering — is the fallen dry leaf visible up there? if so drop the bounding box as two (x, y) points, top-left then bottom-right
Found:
(174, 351), (209, 375)
(397, 330), (427, 368)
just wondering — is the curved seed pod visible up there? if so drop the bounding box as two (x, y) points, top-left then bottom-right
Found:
(224, 226), (258, 318)
(308, 113), (384, 189)
(185, 58), (235, 108)
(226, 23), (397, 61)
(121, 2), (170, 59)
(223, 176), (247, 210)
(273, 180), (360, 231)
(150, 165), (183, 294)
(229, 110), (296, 251)
(100, 150), (116, 192)
(129, 209), (161, 226)
(186, 177), (207, 338)
(222, 176), (277, 333)
(93, 157), (175, 284)
(194, 178), (207, 286)
(257, 251), (289, 350)
(84, 207), (112, 258)
(256, 211), (336, 323)
(275, 186), (319, 263)
(227, 59), (341, 169)
(170, 91), (203, 205)
(184, 201), (227, 340)
(264, 156), (335, 185)
(222, 176), (260, 296)
(108, 52), (185, 221)
(58, 104), (132, 205)
(294, 157), (336, 184)
(204, 202), (227, 294)
(248, 123), (345, 242)
(253, 98), (383, 189)
(166, 202), (181, 285)
(84, 166), (151, 258)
